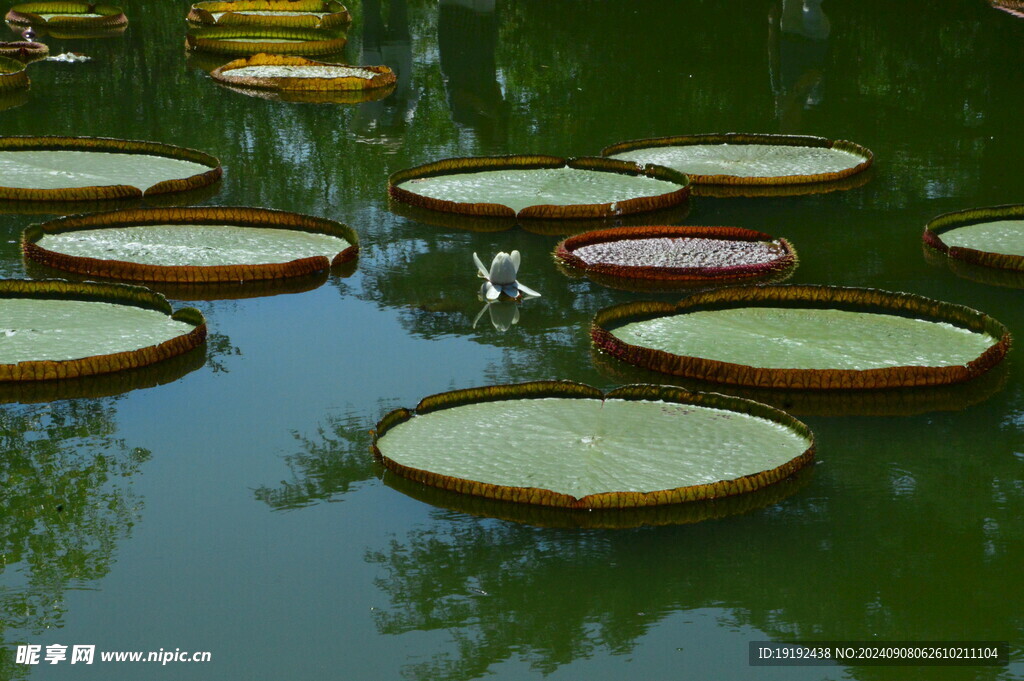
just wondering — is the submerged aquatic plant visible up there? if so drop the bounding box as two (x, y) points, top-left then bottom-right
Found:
(473, 250), (540, 301)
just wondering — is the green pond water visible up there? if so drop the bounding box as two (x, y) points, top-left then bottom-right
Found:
(36, 224), (350, 266)
(378, 397), (809, 497)
(398, 166), (681, 213)
(0, 1), (1022, 680)
(611, 307), (999, 371)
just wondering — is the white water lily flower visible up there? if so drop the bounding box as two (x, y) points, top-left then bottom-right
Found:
(473, 250), (541, 301)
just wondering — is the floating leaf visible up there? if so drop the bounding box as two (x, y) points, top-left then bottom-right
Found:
(555, 225), (797, 290)
(602, 133), (873, 188)
(0, 280), (206, 382)
(210, 53), (394, 100)
(373, 381), (815, 510)
(389, 155), (689, 220)
(0, 136), (222, 202)
(186, 25), (347, 56)
(923, 204), (1024, 274)
(592, 285), (1010, 390)
(22, 206), (358, 284)
(187, 0), (351, 29)
(5, 1), (127, 29)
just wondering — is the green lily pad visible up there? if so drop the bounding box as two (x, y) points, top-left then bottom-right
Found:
(592, 285), (1010, 390)
(187, 0), (351, 29)
(186, 26), (347, 56)
(0, 136), (222, 202)
(5, 2), (127, 29)
(23, 206), (358, 283)
(602, 133), (873, 187)
(373, 382), (814, 509)
(389, 156), (689, 220)
(924, 205), (1024, 273)
(0, 280), (206, 381)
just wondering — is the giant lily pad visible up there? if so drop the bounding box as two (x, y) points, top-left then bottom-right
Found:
(186, 25), (347, 56)
(555, 225), (797, 290)
(5, 2), (127, 29)
(0, 54), (27, 91)
(210, 53), (395, 101)
(373, 382), (815, 510)
(389, 156), (690, 220)
(0, 40), (48, 62)
(602, 133), (873, 189)
(22, 206), (358, 283)
(187, 0), (351, 29)
(923, 204), (1024, 273)
(592, 285), (1009, 390)
(0, 136), (222, 202)
(0, 280), (206, 381)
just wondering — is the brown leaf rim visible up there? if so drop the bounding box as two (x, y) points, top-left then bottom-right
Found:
(372, 380), (815, 510)
(0, 279), (207, 382)
(555, 225), (798, 282)
(591, 285), (1011, 390)
(388, 155), (690, 220)
(923, 204), (1024, 272)
(601, 133), (873, 186)
(22, 206), (358, 283)
(210, 53), (395, 92)
(0, 41), (49, 62)
(0, 135), (222, 202)
(185, 26), (348, 56)
(187, 0), (351, 29)
(6, 2), (127, 28)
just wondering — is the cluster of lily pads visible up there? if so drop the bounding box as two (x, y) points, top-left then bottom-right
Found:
(374, 131), (1015, 523)
(0, 2), (1018, 528)
(184, 0), (399, 104)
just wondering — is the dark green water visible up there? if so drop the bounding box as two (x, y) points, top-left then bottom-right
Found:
(1, 1), (1022, 679)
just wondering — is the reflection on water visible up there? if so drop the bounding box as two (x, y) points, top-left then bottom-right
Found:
(367, 403), (1023, 680)
(253, 410), (377, 511)
(438, 0), (507, 152)
(770, 0), (830, 133)
(472, 299), (523, 331)
(350, 0), (416, 147)
(0, 401), (147, 677)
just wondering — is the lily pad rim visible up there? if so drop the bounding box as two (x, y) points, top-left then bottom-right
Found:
(590, 284), (1011, 391)
(185, 25), (349, 56)
(209, 53), (396, 92)
(600, 132), (874, 186)
(923, 203), (1024, 272)
(0, 135), (223, 202)
(6, 2), (128, 27)
(21, 205), (359, 283)
(372, 380), (815, 510)
(387, 154), (691, 220)
(0, 278), (207, 382)
(186, 0), (352, 28)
